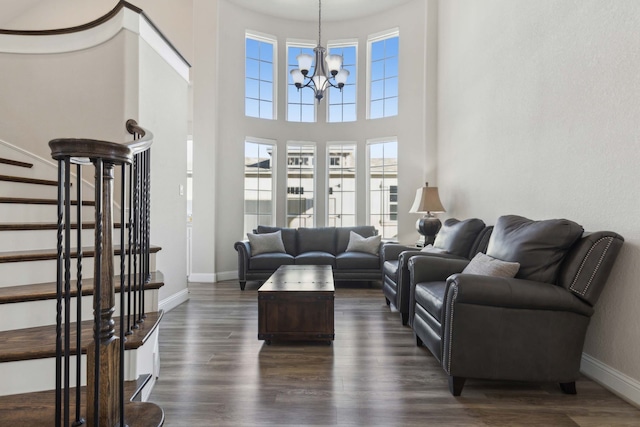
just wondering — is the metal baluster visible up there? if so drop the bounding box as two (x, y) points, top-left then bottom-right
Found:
(139, 151), (146, 321)
(119, 164), (127, 427)
(126, 162), (133, 335)
(63, 158), (72, 427)
(73, 163), (84, 427)
(132, 154), (139, 329)
(55, 159), (65, 427)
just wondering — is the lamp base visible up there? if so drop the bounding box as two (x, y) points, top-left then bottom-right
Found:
(416, 216), (442, 246)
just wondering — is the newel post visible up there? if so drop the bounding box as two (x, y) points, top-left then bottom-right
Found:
(87, 159), (120, 426)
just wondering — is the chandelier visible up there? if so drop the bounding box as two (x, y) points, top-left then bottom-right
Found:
(289, 0), (349, 102)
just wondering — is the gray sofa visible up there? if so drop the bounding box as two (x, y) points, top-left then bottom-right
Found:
(408, 215), (624, 396)
(234, 225), (382, 290)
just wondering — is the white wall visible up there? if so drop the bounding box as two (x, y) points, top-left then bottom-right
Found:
(138, 36), (189, 303)
(438, 0), (640, 399)
(212, 0), (433, 277)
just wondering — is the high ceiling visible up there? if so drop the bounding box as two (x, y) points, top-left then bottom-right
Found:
(226, 0), (415, 22)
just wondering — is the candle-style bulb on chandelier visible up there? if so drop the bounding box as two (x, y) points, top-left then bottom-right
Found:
(289, 0), (350, 102)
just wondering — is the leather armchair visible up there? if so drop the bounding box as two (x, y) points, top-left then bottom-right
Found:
(408, 215), (624, 396)
(381, 218), (491, 325)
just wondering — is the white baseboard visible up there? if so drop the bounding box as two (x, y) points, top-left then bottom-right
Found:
(188, 273), (215, 283)
(216, 271), (238, 282)
(158, 288), (189, 312)
(581, 353), (640, 408)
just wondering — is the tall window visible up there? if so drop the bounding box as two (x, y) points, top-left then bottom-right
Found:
(245, 33), (276, 119)
(327, 43), (357, 122)
(244, 139), (276, 234)
(327, 143), (356, 226)
(287, 143), (316, 227)
(368, 139), (398, 239)
(368, 30), (399, 119)
(287, 44), (316, 122)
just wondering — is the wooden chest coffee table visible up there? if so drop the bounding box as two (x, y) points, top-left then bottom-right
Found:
(258, 265), (335, 345)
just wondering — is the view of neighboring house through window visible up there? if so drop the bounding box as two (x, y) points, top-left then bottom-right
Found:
(287, 143), (316, 227)
(368, 139), (398, 239)
(244, 139), (276, 235)
(327, 143), (356, 226)
(368, 30), (399, 119)
(327, 43), (357, 122)
(287, 43), (316, 122)
(245, 33), (276, 119)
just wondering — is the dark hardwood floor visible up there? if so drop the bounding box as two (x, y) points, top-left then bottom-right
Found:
(149, 281), (640, 426)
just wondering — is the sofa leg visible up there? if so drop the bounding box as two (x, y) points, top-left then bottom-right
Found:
(385, 297), (391, 306)
(401, 312), (409, 325)
(240, 281), (246, 291)
(415, 334), (423, 347)
(448, 376), (466, 396)
(559, 382), (577, 395)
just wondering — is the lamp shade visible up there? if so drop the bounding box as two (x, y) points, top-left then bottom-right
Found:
(297, 53), (314, 74)
(409, 183), (445, 214)
(325, 54), (343, 75)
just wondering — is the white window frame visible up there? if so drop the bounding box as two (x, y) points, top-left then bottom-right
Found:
(244, 137), (277, 235)
(326, 39), (358, 123)
(366, 28), (399, 120)
(245, 31), (278, 120)
(286, 141), (317, 228)
(286, 39), (317, 122)
(326, 142), (357, 227)
(366, 137), (398, 239)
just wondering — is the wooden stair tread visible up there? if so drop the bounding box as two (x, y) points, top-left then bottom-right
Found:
(0, 271), (164, 304)
(0, 310), (163, 363)
(0, 376), (163, 427)
(0, 244), (162, 263)
(0, 222), (122, 231)
(0, 158), (33, 168)
(0, 174), (59, 186)
(0, 197), (92, 205)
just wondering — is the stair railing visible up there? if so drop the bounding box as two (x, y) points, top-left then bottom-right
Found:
(50, 119), (154, 427)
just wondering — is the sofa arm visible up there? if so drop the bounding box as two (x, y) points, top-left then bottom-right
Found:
(445, 274), (594, 317)
(408, 256), (470, 285)
(381, 243), (416, 262)
(441, 274), (594, 382)
(233, 240), (252, 283)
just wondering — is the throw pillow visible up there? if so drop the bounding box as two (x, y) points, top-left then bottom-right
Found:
(247, 230), (286, 256)
(462, 252), (520, 278)
(345, 231), (382, 255)
(420, 244), (449, 254)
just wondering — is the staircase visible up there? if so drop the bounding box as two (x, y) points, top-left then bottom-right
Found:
(0, 121), (164, 425)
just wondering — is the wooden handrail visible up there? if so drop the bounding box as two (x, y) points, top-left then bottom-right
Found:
(125, 119), (154, 155)
(0, 1), (191, 68)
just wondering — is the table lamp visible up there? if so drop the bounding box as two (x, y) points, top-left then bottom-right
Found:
(409, 182), (445, 246)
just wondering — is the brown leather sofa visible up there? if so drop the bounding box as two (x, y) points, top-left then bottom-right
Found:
(408, 215), (624, 396)
(234, 225), (382, 290)
(381, 218), (492, 325)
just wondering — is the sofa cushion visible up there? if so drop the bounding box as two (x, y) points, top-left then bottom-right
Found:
(345, 231), (381, 255)
(257, 225), (297, 256)
(336, 252), (380, 270)
(247, 231), (286, 256)
(295, 251), (336, 267)
(487, 215), (584, 284)
(249, 252), (295, 270)
(433, 218), (486, 258)
(336, 226), (377, 253)
(414, 281), (447, 323)
(298, 227), (337, 255)
(462, 252), (520, 278)
(421, 244), (449, 254)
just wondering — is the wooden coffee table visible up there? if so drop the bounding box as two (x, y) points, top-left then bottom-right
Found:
(258, 265), (335, 345)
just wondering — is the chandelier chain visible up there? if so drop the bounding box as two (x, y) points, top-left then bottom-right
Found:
(318, 0), (322, 45)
